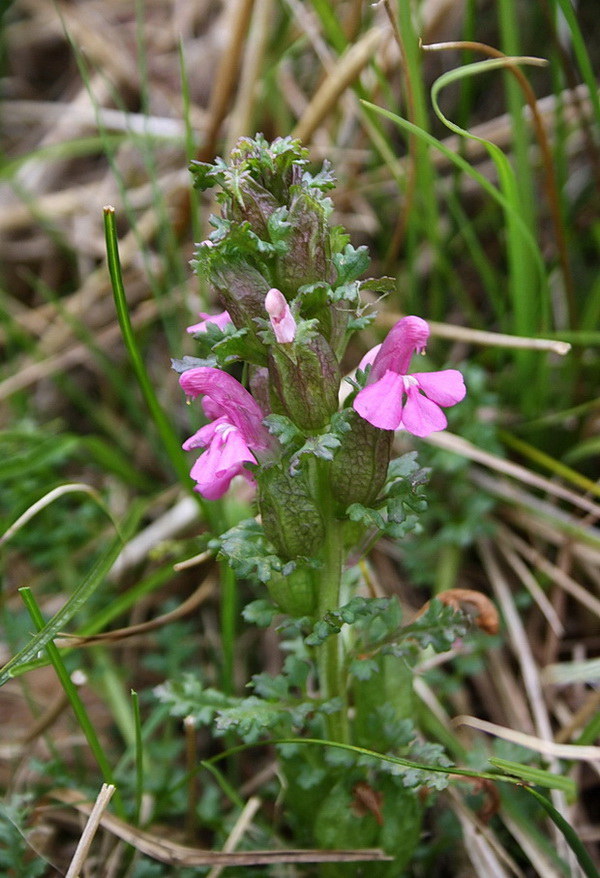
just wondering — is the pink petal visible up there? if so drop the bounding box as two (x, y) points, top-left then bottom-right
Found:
(191, 466), (235, 500)
(265, 288), (297, 343)
(412, 369), (466, 407)
(357, 343), (381, 373)
(189, 423), (256, 499)
(186, 310), (232, 335)
(182, 419), (222, 451)
(369, 317), (430, 382)
(401, 386), (448, 437)
(353, 370), (405, 430)
(180, 367), (269, 449)
(202, 396), (226, 421)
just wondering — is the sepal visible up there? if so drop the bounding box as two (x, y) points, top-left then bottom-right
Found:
(268, 333), (340, 431)
(266, 560), (318, 617)
(330, 410), (393, 508)
(258, 460), (325, 559)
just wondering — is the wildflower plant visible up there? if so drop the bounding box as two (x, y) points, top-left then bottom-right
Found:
(168, 134), (474, 871)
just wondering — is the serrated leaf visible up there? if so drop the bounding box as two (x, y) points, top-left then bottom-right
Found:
(348, 313), (378, 331)
(242, 600), (278, 628)
(171, 355), (216, 374)
(304, 160), (336, 192)
(211, 329), (260, 366)
(215, 696), (289, 740)
(266, 205), (291, 249)
(359, 276), (397, 295)
(211, 518), (282, 583)
(154, 675), (235, 727)
(387, 451), (421, 480)
(289, 434), (342, 472)
(262, 414), (303, 445)
(333, 244), (370, 285)
(349, 657), (380, 681)
(305, 619), (336, 646)
(329, 281), (360, 303)
(347, 503), (386, 531)
(251, 672), (290, 700)
(282, 654), (311, 689)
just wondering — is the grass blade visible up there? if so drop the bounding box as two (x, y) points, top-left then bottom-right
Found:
(103, 206), (199, 495)
(0, 503), (141, 686)
(524, 786), (600, 878)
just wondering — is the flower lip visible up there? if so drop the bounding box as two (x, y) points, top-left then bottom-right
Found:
(179, 366), (271, 451)
(352, 316), (466, 437)
(180, 368), (271, 499)
(188, 419), (257, 499)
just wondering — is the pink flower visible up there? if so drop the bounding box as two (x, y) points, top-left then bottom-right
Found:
(183, 417), (257, 499)
(180, 367), (271, 498)
(353, 316), (466, 437)
(186, 310), (232, 335)
(265, 288), (296, 343)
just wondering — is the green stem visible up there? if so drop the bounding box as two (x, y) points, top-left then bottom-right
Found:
(315, 464), (348, 744)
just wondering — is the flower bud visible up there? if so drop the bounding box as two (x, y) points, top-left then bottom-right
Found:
(330, 410), (393, 508)
(258, 461), (324, 560)
(265, 288), (297, 343)
(268, 333), (340, 431)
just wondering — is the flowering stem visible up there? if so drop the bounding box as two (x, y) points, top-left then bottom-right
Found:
(315, 466), (349, 744)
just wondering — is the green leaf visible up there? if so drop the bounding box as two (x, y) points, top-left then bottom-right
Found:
(333, 244), (370, 285)
(154, 675), (236, 727)
(210, 518), (282, 583)
(386, 451), (421, 480)
(171, 355), (216, 373)
(215, 696), (292, 740)
(266, 205), (292, 251)
(289, 433), (342, 472)
(242, 600), (278, 628)
(104, 208), (195, 491)
(349, 657), (380, 681)
(347, 502), (386, 531)
(262, 414), (303, 446)
(306, 597), (391, 645)
(359, 276), (397, 295)
(250, 673), (290, 700)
